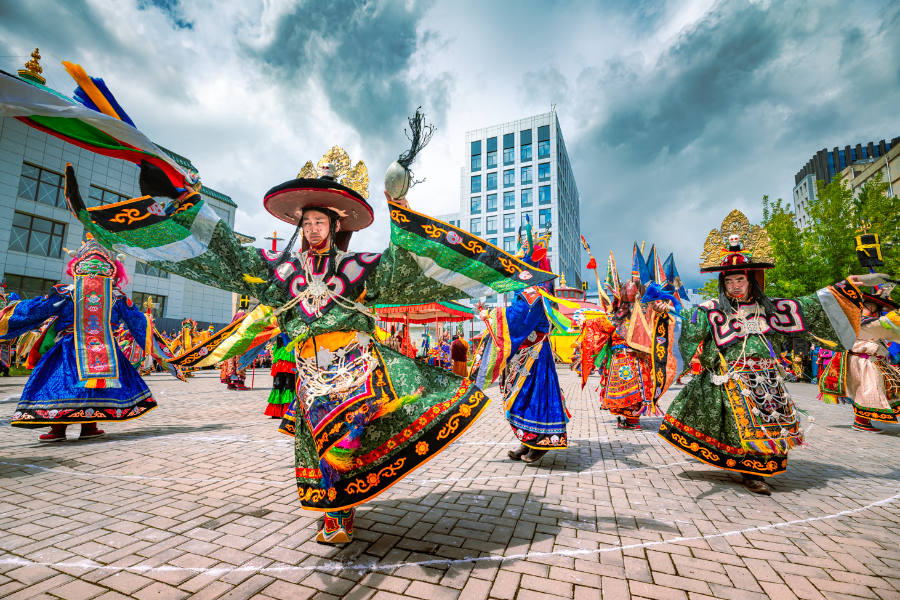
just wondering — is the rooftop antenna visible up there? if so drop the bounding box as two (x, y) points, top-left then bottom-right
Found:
(550, 102), (556, 113)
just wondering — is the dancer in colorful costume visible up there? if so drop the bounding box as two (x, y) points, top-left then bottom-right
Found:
(472, 224), (567, 463)
(4, 237), (178, 441)
(69, 119), (552, 543)
(658, 211), (878, 495)
(818, 290), (900, 432)
(266, 333), (296, 417)
(579, 255), (678, 430)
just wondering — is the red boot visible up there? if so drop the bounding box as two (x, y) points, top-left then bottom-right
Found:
(79, 422), (105, 439)
(39, 424), (67, 442)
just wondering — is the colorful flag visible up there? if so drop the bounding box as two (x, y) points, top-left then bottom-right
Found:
(0, 67), (196, 189)
(631, 242), (652, 285)
(605, 252), (620, 299)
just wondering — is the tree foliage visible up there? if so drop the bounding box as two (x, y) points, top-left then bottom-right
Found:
(760, 171), (900, 300)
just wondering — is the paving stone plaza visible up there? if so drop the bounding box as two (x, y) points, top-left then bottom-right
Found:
(1, 368), (899, 600)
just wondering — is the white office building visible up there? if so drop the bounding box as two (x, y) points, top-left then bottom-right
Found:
(792, 173), (816, 230)
(0, 115), (250, 331)
(437, 110), (581, 308)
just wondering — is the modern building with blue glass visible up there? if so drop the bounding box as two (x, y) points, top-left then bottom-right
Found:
(437, 110), (581, 308)
(793, 137), (898, 228)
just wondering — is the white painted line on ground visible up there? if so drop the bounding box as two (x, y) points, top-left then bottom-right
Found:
(1, 487), (897, 576)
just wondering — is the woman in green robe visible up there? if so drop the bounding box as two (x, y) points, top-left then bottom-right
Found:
(658, 227), (881, 495)
(65, 150), (553, 543)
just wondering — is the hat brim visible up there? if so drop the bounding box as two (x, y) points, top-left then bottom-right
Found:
(263, 178), (374, 231)
(700, 262), (774, 273)
(862, 293), (899, 310)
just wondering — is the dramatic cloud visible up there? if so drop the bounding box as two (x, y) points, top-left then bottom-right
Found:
(564, 0), (900, 286)
(1, 0), (897, 290)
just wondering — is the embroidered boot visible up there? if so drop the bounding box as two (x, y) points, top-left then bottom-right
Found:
(39, 424), (67, 442)
(852, 417), (882, 433)
(79, 422), (105, 439)
(316, 508), (354, 544)
(617, 416), (642, 430)
(507, 444), (529, 461)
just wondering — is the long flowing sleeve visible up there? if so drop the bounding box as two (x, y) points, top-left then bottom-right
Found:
(680, 306), (714, 369)
(796, 279), (864, 351)
(468, 294), (548, 387)
(114, 297), (149, 350)
(0, 290), (66, 340)
(73, 183), (271, 301)
(364, 202), (555, 306)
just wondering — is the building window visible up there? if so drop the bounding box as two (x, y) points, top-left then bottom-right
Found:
(538, 140), (550, 159)
(539, 185), (551, 205)
(486, 216), (497, 234)
(486, 171), (498, 191)
(471, 175), (481, 193)
(135, 261), (170, 279)
(486, 193), (497, 212)
(470, 196), (481, 214)
(17, 163), (64, 208)
(503, 236), (515, 252)
(539, 208), (552, 229)
(521, 130), (532, 162)
(521, 166), (532, 185)
(503, 169), (515, 188)
(503, 133), (515, 165)
(471, 154), (481, 172)
(487, 238), (497, 246)
(470, 218), (481, 235)
(88, 185), (129, 208)
(503, 214), (515, 232)
(486, 137), (498, 169)
(503, 191), (515, 210)
(471, 140), (481, 157)
(521, 212), (532, 227)
(131, 291), (167, 320)
(9, 212), (65, 258)
(521, 189), (533, 207)
(538, 125), (550, 158)
(538, 162), (551, 182)
(4, 274), (57, 300)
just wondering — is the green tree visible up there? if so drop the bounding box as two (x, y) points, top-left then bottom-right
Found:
(853, 172), (900, 277)
(698, 278), (718, 300)
(803, 171), (858, 289)
(761, 195), (810, 297)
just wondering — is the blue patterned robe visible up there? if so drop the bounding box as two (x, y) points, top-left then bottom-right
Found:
(2, 284), (157, 428)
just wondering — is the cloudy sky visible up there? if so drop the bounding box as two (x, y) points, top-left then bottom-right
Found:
(1, 0), (898, 288)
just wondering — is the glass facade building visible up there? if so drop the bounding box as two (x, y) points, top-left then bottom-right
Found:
(436, 111), (581, 312)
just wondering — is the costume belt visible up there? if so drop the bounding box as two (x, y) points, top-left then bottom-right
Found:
(519, 331), (547, 350)
(707, 357), (778, 386)
(849, 351), (885, 361)
(729, 357), (777, 370)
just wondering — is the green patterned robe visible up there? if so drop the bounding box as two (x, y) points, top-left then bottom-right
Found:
(78, 194), (553, 510)
(659, 281), (863, 477)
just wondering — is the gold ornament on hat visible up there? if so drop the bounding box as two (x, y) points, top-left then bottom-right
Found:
(297, 145), (369, 199)
(699, 209), (773, 268)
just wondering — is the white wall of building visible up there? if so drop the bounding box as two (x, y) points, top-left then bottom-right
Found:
(0, 116), (237, 326)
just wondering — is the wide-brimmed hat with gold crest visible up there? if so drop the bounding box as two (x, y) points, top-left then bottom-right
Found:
(263, 146), (373, 233)
(699, 210), (775, 286)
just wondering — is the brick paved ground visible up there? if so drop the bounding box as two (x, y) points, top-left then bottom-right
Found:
(1, 367), (900, 600)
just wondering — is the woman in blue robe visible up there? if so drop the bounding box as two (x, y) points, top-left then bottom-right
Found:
(471, 227), (567, 463)
(2, 238), (173, 441)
